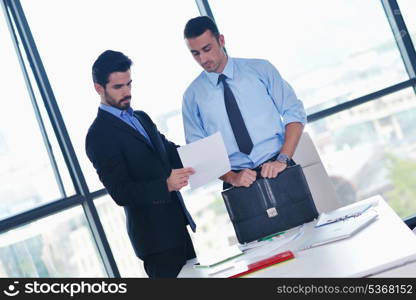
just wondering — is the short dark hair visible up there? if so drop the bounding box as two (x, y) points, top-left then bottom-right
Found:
(184, 16), (220, 39)
(92, 50), (132, 87)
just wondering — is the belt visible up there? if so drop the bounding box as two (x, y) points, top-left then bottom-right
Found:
(223, 154), (295, 190)
(232, 153), (279, 174)
(232, 154), (296, 177)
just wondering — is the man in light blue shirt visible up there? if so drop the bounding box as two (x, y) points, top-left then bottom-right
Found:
(182, 16), (306, 188)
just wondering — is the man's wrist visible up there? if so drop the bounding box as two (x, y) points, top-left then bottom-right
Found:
(276, 153), (290, 164)
(221, 171), (236, 185)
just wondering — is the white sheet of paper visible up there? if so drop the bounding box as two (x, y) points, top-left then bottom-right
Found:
(178, 132), (231, 190)
(315, 197), (379, 227)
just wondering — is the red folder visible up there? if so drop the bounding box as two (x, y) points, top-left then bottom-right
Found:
(229, 250), (295, 278)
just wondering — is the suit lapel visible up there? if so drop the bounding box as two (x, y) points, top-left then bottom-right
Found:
(134, 112), (170, 167)
(98, 109), (155, 152)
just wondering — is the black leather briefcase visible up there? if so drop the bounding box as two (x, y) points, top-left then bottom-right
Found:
(221, 164), (318, 244)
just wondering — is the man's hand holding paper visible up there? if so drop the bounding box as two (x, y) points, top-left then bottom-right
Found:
(178, 132), (231, 190)
(166, 168), (195, 192)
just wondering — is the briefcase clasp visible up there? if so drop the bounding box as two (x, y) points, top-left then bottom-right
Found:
(266, 207), (278, 218)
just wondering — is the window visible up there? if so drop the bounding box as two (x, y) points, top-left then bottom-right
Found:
(0, 12), (62, 220)
(182, 181), (237, 253)
(208, 0), (416, 220)
(307, 88), (416, 219)
(21, 0), (201, 191)
(209, 0), (408, 114)
(18, 0), (235, 270)
(19, 0), (234, 261)
(398, 0), (416, 47)
(0, 207), (105, 277)
(5, 0), (413, 278)
(95, 195), (145, 277)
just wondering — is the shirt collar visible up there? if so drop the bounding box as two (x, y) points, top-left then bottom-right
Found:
(205, 56), (234, 86)
(99, 103), (134, 118)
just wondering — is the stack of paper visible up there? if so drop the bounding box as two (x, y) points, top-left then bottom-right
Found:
(238, 225), (304, 253)
(298, 209), (379, 251)
(194, 245), (244, 268)
(315, 198), (379, 227)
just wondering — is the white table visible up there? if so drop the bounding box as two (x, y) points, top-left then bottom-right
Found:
(179, 196), (416, 277)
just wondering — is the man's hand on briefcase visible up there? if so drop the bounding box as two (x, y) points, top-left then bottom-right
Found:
(167, 168), (195, 191)
(260, 161), (287, 179)
(223, 169), (257, 188)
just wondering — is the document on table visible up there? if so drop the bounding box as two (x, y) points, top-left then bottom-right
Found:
(236, 225), (305, 261)
(178, 132), (231, 190)
(194, 245), (244, 268)
(299, 209), (378, 251)
(315, 197), (379, 227)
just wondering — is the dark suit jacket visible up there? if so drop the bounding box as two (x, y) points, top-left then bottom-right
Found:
(86, 108), (191, 258)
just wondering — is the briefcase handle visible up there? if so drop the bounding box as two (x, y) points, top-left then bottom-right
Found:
(255, 159), (297, 179)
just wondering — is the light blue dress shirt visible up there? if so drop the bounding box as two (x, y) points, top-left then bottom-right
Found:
(99, 104), (153, 147)
(182, 57), (307, 170)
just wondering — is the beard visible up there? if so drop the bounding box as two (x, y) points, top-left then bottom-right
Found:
(104, 91), (131, 110)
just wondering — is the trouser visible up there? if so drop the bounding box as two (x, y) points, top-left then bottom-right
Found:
(143, 228), (196, 278)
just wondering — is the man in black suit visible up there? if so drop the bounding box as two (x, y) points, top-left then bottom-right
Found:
(86, 50), (196, 278)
